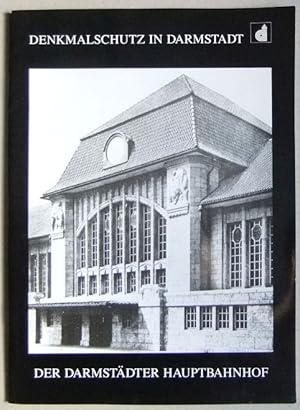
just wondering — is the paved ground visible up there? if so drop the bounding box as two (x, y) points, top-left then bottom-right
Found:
(29, 343), (150, 354)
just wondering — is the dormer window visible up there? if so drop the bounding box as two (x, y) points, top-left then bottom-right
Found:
(103, 132), (129, 168)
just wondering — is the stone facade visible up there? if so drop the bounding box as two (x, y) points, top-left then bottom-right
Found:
(28, 76), (273, 353)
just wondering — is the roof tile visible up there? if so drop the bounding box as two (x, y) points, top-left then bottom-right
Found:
(201, 139), (272, 205)
(46, 75), (271, 196)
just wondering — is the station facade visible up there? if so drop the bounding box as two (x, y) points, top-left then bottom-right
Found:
(28, 75), (273, 352)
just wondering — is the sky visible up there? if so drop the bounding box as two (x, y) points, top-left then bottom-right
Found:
(29, 67), (272, 208)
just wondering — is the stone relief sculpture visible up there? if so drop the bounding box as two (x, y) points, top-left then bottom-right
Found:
(51, 201), (64, 232)
(169, 168), (189, 205)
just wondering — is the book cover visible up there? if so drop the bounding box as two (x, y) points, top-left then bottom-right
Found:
(8, 7), (295, 404)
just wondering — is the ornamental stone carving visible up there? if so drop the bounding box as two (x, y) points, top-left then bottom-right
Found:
(167, 166), (189, 217)
(51, 201), (65, 233)
(169, 167), (189, 205)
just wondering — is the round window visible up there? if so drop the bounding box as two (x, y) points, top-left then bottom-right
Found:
(106, 135), (126, 166)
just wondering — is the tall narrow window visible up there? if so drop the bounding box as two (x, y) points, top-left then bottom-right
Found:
(115, 204), (123, 264)
(156, 268), (166, 287)
(31, 255), (38, 292)
(128, 202), (137, 262)
(101, 274), (109, 294)
(114, 273), (122, 294)
(40, 253), (47, 295)
(249, 219), (262, 287)
(216, 306), (229, 329)
(142, 205), (151, 261)
(79, 230), (86, 268)
(78, 276), (85, 296)
(229, 223), (242, 287)
(127, 271), (136, 293)
(158, 215), (167, 259)
(141, 270), (151, 286)
(89, 218), (98, 267)
(269, 217), (273, 285)
(89, 275), (97, 295)
(103, 209), (110, 266)
(184, 307), (197, 329)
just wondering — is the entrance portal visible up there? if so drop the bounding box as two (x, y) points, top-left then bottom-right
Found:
(62, 312), (81, 345)
(90, 311), (112, 347)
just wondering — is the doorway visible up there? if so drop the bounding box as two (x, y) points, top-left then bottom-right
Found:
(89, 310), (112, 347)
(62, 312), (81, 345)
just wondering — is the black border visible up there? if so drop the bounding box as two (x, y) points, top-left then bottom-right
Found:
(8, 7), (295, 404)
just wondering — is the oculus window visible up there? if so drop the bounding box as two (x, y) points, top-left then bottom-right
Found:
(104, 133), (129, 168)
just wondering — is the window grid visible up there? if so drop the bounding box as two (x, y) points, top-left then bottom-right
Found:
(158, 215), (167, 259)
(249, 219), (263, 287)
(78, 276), (85, 296)
(101, 274), (109, 294)
(115, 204), (123, 264)
(269, 218), (273, 285)
(141, 270), (151, 286)
(114, 273), (122, 293)
(216, 306), (229, 329)
(230, 223), (242, 287)
(233, 306), (247, 330)
(129, 202), (137, 262)
(156, 268), (166, 287)
(127, 272), (136, 293)
(103, 210), (110, 266)
(89, 275), (97, 295)
(79, 231), (86, 268)
(200, 306), (212, 329)
(142, 206), (151, 261)
(185, 307), (197, 328)
(31, 255), (38, 292)
(90, 218), (98, 267)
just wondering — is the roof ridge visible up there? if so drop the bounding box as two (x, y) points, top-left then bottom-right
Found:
(182, 74), (193, 93)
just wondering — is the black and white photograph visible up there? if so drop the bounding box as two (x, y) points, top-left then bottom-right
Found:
(28, 68), (273, 354)
(8, 7), (295, 404)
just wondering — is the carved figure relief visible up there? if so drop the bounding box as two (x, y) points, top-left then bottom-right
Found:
(169, 167), (189, 205)
(51, 201), (65, 232)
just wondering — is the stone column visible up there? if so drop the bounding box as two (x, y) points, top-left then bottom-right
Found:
(80, 310), (90, 347)
(212, 306), (217, 331)
(51, 198), (74, 298)
(229, 305), (234, 330)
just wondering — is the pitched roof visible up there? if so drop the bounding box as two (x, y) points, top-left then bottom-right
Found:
(85, 75), (271, 138)
(46, 75), (271, 196)
(28, 203), (52, 238)
(201, 139), (272, 205)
